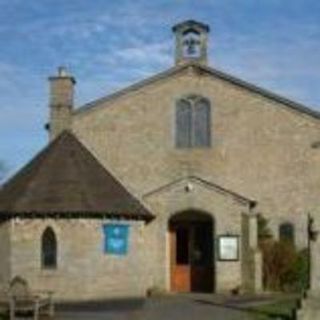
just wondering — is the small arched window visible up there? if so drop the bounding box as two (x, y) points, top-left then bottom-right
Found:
(176, 96), (211, 148)
(41, 227), (57, 269)
(279, 222), (295, 245)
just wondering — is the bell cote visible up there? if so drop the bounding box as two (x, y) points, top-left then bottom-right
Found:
(172, 20), (210, 66)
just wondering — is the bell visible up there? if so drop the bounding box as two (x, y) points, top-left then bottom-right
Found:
(184, 37), (200, 56)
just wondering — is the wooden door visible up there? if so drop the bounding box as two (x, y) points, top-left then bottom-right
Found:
(190, 223), (213, 292)
(170, 221), (213, 293)
(170, 225), (191, 292)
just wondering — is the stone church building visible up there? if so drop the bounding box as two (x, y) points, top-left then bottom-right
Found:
(0, 20), (319, 301)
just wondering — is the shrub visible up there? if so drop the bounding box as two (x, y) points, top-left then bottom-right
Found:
(257, 214), (309, 292)
(282, 248), (309, 292)
(260, 240), (294, 291)
(260, 240), (308, 292)
(257, 214), (273, 241)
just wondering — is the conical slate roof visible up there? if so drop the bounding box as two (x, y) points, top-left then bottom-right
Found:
(0, 131), (153, 220)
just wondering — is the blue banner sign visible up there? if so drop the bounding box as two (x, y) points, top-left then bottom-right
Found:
(103, 224), (129, 255)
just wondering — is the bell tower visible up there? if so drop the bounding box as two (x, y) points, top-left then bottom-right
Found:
(172, 20), (210, 66)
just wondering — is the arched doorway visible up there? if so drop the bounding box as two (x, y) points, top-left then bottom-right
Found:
(169, 211), (215, 293)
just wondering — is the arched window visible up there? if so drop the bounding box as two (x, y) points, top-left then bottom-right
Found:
(176, 96), (211, 148)
(279, 222), (295, 245)
(41, 227), (57, 269)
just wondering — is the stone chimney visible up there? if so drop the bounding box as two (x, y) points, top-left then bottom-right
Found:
(172, 20), (210, 66)
(48, 66), (76, 141)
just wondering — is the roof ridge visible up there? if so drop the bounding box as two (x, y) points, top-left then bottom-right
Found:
(73, 62), (320, 121)
(0, 131), (153, 219)
(74, 64), (183, 115)
(66, 135), (94, 210)
(69, 134), (147, 210)
(197, 64), (320, 120)
(0, 132), (68, 209)
(143, 174), (256, 206)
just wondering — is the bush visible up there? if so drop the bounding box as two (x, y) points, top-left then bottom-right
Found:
(260, 240), (308, 292)
(257, 214), (273, 241)
(283, 248), (309, 292)
(257, 214), (309, 293)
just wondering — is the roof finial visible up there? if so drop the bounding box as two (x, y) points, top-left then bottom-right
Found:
(58, 66), (68, 77)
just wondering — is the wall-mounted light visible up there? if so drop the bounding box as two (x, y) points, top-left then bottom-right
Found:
(185, 182), (194, 192)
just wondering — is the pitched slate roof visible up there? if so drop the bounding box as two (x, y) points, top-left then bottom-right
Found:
(0, 131), (153, 221)
(75, 62), (320, 121)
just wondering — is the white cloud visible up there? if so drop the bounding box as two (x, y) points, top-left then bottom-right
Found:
(212, 22), (320, 108)
(0, 0), (319, 178)
(0, 61), (46, 132)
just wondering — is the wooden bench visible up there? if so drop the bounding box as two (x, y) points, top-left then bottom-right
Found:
(8, 276), (54, 320)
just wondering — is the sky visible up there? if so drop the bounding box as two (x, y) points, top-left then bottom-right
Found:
(0, 0), (319, 181)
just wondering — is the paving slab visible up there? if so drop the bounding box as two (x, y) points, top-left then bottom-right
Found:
(54, 296), (256, 320)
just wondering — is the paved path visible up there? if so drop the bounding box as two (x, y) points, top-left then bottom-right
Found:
(54, 296), (258, 320)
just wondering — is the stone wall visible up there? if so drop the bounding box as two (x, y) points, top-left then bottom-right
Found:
(143, 177), (251, 292)
(241, 214), (263, 293)
(0, 221), (11, 290)
(72, 65), (320, 250)
(10, 218), (148, 301)
(296, 213), (320, 319)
